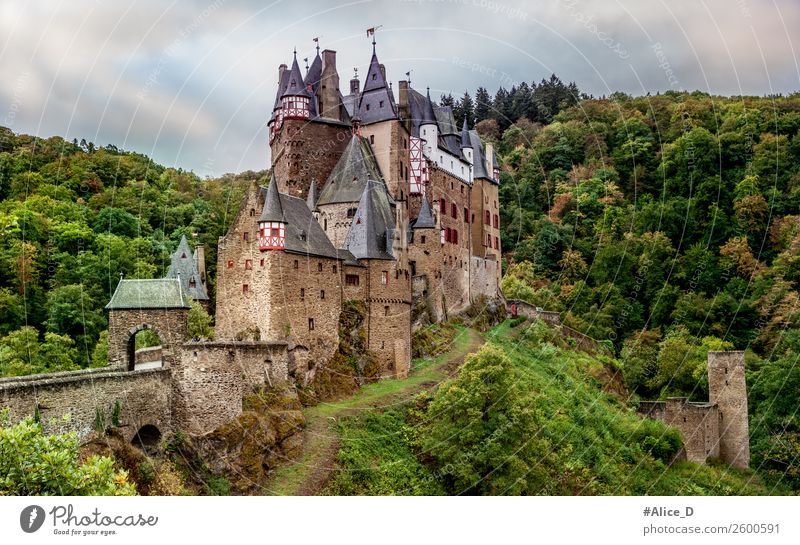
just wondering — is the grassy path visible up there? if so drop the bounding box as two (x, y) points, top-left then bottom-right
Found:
(263, 325), (484, 495)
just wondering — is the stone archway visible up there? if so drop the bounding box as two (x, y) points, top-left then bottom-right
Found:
(125, 324), (166, 371)
(131, 424), (162, 453)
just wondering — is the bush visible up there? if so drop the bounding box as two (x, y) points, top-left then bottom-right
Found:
(631, 419), (683, 462)
(0, 412), (136, 495)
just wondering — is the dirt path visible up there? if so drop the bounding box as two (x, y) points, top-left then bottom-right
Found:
(263, 326), (484, 496)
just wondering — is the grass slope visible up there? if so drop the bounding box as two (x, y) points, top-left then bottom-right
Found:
(323, 319), (769, 495)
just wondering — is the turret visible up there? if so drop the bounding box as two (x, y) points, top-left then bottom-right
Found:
(420, 88), (438, 156)
(258, 180), (286, 250)
(460, 115), (473, 165)
(281, 50), (311, 120)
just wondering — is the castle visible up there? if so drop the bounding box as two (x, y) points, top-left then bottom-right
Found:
(0, 37), (503, 443)
(213, 38), (503, 381)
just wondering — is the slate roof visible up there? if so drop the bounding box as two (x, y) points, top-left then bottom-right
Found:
(470, 129), (491, 181)
(407, 87), (439, 138)
(460, 116), (471, 149)
(259, 179), (285, 223)
(258, 182), (341, 260)
(305, 51), (322, 94)
(412, 196), (436, 229)
(166, 235), (209, 301)
(106, 278), (190, 310)
(356, 47), (398, 125)
(317, 135), (387, 206)
(281, 54), (311, 98)
(344, 180), (396, 260)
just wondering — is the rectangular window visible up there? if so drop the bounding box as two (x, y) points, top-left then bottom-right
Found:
(294, 260), (299, 269)
(445, 227), (451, 242)
(308, 318), (314, 331)
(320, 290), (325, 299)
(300, 288), (305, 300)
(494, 214), (499, 228)
(345, 274), (360, 286)
(332, 265), (337, 273)
(271, 227), (279, 236)
(318, 262), (322, 272)
(487, 234), (492, 247)
(464, 208), (469, 223)
(370, 134), (374, 144)
(453, 230), (458, 244)
(245, 259), (252, 270)
(260, 258), (264, 267)
(420, 235), (426, 244)
(440, 198), (446, 213)
(347, 208), (357, 218)
(451, 203), (457, 219)
(384, 306), (389, 316)
(485, 210), (491, 225)
(494, 236), (499, 250)
(381, 271), (388, 285)
(243, 232), (249, 242)
(227, 260), (234, 269)
(242, 284), (249, 293)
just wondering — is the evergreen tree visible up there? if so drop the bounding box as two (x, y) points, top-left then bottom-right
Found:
(474, 86), (492, 123)
(439, 93), (454, 108)
(453, 91), (475, 128)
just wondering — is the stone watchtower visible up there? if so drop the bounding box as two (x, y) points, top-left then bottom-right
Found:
(708, 351), (750, 468)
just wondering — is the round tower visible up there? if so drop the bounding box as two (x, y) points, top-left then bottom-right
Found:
(281, 50), (311, 120)
(420, 87), (438, 157)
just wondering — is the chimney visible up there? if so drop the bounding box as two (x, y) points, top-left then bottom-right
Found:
(194, 243), (207, 285)
(399, 80), (410, 127)
(320, 49), (340, 120)
(484, 142), (495, 173)
(350, 77), (360, 95)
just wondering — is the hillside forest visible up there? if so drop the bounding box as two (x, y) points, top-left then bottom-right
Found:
(1, 77), (799, 489)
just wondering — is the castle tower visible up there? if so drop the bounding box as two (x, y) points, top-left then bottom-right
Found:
(708, 351), (750, 468)
(280, 51), (311, 120)
(258, 180), (286, 250)
(166, 234), (210, 306)
(420, 88), (438, 157)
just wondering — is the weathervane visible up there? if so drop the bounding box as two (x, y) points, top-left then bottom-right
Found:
(366, 25), (383, 49)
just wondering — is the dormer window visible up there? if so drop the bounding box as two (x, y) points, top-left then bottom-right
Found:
(366, 104), (370, 111)
(372, 73), (376, 80)
(379, 100), (384, 108)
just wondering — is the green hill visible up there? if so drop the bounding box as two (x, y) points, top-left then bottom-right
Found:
(323, 319), (771, 495)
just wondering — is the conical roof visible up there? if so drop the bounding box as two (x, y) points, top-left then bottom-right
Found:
(281, 53), (311, 98)
(412, 197), (436, 229)
(305, 51), (322, 93)
(259, 178), (285, 223)
(166, 235), (209, 301)
(421, 88), (437, 125)
(460, 115), (471, 149)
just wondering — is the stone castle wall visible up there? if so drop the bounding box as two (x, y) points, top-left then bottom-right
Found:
(0, 367), (173, 442)
(171, 341), (289, 435)
(271, 118), (351, 200)
(365, 260), (412, 378)
(470, 256), (500, 300)
(108, 307), (188, 369)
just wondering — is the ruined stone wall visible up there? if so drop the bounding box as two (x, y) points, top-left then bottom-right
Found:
(215, 185), (269, 341)
(506, 300), (561, 326)
(470, 256), (499, 300)
(0, 368), (172, 442)
(171, 341), (289, 435)
(108, 307), (188, 369)
(364, 260), (412, 378)
(271, 118), (352, 200)
(663, 398), (720, 463)
(708, 351), (750, 468)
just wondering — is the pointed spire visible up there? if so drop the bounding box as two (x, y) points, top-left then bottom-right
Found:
(421, 87), (437, 125)
(345, 181), (392, 260)
(460, 115), (472, 149)
(413, 196), (436, 229)
(259, 179), (285, 223)
(306, 180), (318, 211)
(282, 50), (311, 98)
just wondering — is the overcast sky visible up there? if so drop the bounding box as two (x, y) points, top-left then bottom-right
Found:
(1, 0), (798, 175)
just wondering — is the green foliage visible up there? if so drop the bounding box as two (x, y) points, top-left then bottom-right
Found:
(111, 400), (121, 427)
(0, 412), (136, 495)
(0, 128), (259, 378)
(187, 300), (214, 340)
(325, 324), (764, 495)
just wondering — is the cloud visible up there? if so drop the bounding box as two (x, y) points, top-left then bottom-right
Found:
(0, 0), (798, 174)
